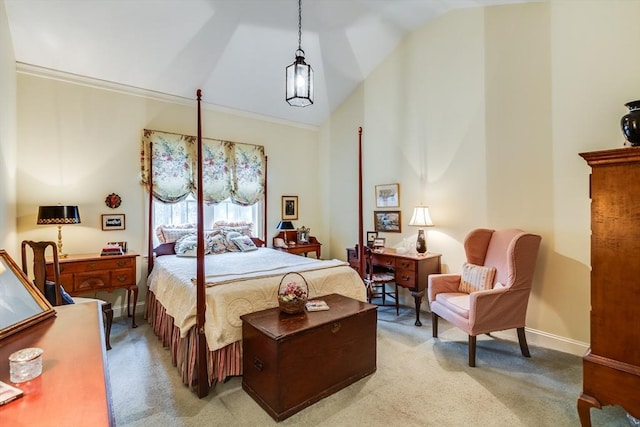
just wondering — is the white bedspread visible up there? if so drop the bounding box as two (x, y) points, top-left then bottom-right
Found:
(147, 248), (367, 351)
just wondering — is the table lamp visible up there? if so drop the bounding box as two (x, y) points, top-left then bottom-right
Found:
(276, 220), (295, 245)
(408, 206), (434, 255)
(37, 205), (81, 257)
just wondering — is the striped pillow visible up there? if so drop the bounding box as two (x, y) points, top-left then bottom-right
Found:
(458, 262), (496, 293)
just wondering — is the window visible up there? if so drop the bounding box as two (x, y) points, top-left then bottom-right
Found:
(153, 194), (262, 237)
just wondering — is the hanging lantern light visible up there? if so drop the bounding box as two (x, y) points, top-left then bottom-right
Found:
(286, 0), (313, 107)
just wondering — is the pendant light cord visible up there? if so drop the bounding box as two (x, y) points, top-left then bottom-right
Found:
(297, 0), (302, 52)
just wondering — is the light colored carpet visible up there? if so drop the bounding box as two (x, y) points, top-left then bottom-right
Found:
(107, 306), (629, 426)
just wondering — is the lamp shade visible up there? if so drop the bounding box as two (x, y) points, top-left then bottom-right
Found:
(408, 206), (433, 227)
(276, 220), (295, 230)
(286, 50), (314, 107)
(37, 206), (81, 225)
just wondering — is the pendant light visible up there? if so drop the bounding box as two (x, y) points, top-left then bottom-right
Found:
(286, 0), (313, 107)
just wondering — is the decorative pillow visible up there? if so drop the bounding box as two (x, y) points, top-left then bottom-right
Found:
(156, 224), (196, 243)
(458, 262), (496, 293)
(224, 231), (243, 252)
(208, 234), (227, 254)
(174, 234), (199, 257)
(44, 280), (75, 305)
(231, 235), (258, 252)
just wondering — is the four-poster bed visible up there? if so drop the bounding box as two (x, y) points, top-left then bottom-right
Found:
(142, 91), (367, 397)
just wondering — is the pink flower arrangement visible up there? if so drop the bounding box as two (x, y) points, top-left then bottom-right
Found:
(279, 280), (307, 303)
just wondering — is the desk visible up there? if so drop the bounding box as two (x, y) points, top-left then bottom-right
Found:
(46, 252), (139, 327)
(273, 232), (321, 258)
(347, 247), (441, 326)
(0, 303), (114, 426)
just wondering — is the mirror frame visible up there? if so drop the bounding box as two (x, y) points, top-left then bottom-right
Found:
(0, 249), (55, 341)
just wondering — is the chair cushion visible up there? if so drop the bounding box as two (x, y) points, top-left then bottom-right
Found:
(435, 293), (470, 318)
(44, 280), (74, 305)
(458, 262), (496, 293)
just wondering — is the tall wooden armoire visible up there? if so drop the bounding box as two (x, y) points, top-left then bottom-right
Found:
(578, 148), (640, 426)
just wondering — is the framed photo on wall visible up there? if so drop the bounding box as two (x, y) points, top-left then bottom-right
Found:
(282, 196), (298, 220)
(374, 210), (401, 233)
(375, 183), (400, 208)
(102, 214), (126, 231)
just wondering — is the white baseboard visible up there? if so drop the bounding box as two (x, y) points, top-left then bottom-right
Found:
(110, 301), (146, 320)
(483, 327), (588, 357)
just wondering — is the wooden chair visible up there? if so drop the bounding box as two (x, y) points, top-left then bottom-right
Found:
(21, 240), (114, 350)
(364, 246), (399, 315)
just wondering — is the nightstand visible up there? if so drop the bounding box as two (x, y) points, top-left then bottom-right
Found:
(45, 252), (139, 327)
(273, 232), (321, 258)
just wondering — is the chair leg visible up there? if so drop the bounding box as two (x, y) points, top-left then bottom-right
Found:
(469, 335), (477, 367)
(432, 312), (439, 338)
(517, 327), (531, 358)
(102, 302), (113, 351)
(394, 284), (399, 316)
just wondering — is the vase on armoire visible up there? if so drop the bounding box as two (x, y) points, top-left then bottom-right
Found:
(621, 100), (640, 146)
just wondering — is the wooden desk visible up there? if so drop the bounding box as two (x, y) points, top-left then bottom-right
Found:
(46, 252), (139, 327)
(273, 232), (321, 258)
(0, 303), (114, 426)
(347, 247), (441, 326)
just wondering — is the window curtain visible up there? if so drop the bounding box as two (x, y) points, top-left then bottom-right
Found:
(140, 129), (265, 205)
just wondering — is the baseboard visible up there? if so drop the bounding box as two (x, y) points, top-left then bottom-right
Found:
(488, 327), (589, 357)
(110, 301), (146, 320)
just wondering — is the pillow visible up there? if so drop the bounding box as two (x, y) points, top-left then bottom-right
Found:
(231, 235), (258, 252)
(43, 280), (74, 305)
(458, 262), (496, 293)
(174, 234), (199, 257)
(208, 234), (227, 254)
(224, 231), (243, 252)
(156, 224), (196, 243)
(154, 242), (176, 256)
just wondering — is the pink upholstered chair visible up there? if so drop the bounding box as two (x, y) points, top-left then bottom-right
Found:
(427, 228), (542, 367)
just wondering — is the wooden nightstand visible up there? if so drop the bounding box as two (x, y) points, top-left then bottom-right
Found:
(45, 252), (139, 327)
(273, 231), (321, 258)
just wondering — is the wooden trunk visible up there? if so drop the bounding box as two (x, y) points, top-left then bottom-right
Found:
(578, 148), (640, 426)
(241, 293), (377, 421)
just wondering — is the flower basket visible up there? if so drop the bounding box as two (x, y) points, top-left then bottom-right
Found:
(278, 272), (309, 314)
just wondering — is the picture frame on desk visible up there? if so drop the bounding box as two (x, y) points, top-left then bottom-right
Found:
(102, 214), (125, 230)
(366, 231), (378, 247)
(0, 250), (55, 341)
(374, 210), (401, 233)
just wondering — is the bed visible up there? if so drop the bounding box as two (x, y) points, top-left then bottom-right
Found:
(143, 91), (368, 396)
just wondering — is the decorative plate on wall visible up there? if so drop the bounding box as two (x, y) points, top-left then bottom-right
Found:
(105, 193), (122, 209)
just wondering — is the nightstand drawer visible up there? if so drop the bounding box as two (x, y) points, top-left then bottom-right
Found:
(373, 255), (396, 269)
(112, 268), (135, 286)
(396, 259), (414, 270)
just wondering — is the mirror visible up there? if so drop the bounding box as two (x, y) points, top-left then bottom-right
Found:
(0, 250), (55, 341)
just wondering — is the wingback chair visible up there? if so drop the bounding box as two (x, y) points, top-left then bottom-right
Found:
(21, 240), (113, 350)
(427, 228), (542, 367)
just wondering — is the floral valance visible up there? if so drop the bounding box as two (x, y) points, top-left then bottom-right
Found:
(140, 129), (265, 205)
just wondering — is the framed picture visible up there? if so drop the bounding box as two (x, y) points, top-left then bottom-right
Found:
(0, 250), (55, 341)
(374, 210), (402, 233)
(102, 214), (126, 231)
(373, 237), (386, 248)
(375, 183), (400, 208)
(366, 231), (378, 247)
(282, 196), (298, 220)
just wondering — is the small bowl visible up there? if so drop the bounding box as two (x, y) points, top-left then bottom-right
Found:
(9, 347), (44, 383)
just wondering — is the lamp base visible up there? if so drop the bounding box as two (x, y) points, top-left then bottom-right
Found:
(416, 229), (427, 255)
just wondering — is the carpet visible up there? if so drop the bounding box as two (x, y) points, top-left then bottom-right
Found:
(107, 306), (629, 426)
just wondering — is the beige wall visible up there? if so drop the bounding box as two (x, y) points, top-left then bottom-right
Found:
(14, 73), (320, 312)
(0, 0), (17, 254)
(323, 1), (640, 354)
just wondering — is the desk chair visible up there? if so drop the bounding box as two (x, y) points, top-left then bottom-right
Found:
(21, 240), (113, 350)
(364, 247), (399, 315)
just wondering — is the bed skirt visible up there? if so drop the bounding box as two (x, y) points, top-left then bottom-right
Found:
(146, 290), (242, 389)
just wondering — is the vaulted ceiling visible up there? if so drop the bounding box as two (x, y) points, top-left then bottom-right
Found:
(5, 0), (525, 127)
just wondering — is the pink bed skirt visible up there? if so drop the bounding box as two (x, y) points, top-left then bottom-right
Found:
(146, 290), (242, 389)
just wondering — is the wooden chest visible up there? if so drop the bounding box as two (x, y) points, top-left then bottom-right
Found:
(241, 293), (377, 421)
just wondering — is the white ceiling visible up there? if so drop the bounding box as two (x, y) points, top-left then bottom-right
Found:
(5, 0), (525, 127)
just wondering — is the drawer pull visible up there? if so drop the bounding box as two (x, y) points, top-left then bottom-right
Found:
(401, 275), (410, 281)
(117, 261), (127, 267)
(89, 262), (97, 269)
(331, 322), (341, 334)
(116, 275), (127, 282)
(253, 358), (264, 371)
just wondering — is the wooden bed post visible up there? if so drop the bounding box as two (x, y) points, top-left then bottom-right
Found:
(147, 141), (154, 275)
(358, 127), (365, 279)
(195, 89), (209, 398)
(264, 155), (268, 244)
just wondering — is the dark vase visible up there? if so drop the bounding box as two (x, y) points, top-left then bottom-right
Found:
(621, 100), (640, 146)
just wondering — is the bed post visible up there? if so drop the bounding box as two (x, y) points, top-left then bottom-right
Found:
(147, 141), (154, 275)
(358, 127), (365, 279)
(195, 89), (209, 398)
(264, 155), (268, 244)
